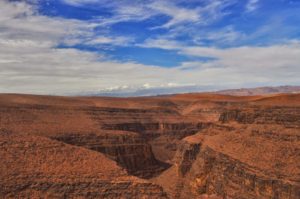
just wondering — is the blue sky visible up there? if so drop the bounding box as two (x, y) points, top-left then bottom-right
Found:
(39, 0), (300, 66)
(0, 0), (299, 95)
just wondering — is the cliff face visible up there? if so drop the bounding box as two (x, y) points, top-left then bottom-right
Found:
(152, 124), (299, 199)
(154, 103), (299, 198)
(149, 94), (300, 199)
(176, 142), (299, 199)
(0, 93), (299, 199)
(101, 122), (207, 139)
(219, 106), (300, 126)
(51, 131), (170, 178)
(177, 142), (201, 177)
(0, 134), (168, 198)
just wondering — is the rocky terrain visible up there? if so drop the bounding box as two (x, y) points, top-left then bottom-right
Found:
(215, 85), (300, 96)
(0, 93), (299, 198)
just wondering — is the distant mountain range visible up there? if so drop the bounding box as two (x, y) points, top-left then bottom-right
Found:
(84, 85), (216, 97)
(83, 85), (300, 97)
(214, 85), (300, 96)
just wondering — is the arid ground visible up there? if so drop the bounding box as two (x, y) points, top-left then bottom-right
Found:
(0, 93), (299, 198)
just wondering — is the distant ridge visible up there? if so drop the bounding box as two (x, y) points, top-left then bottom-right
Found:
(77, 85), (300, 97)
(215, 85), (300, 96)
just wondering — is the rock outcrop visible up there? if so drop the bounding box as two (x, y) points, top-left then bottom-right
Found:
(0, 93), (299, 198)
(51, 131), (170, 178)
(219, 106), (300, 126)
(0, 134), (168, 198)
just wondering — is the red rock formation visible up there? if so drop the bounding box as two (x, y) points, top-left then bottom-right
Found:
(51, 130), (170, 178)
(0, 93), (299, 198)
(0, 134), (168, 198)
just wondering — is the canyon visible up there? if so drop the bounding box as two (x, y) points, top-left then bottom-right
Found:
(0, 93), (299, 198)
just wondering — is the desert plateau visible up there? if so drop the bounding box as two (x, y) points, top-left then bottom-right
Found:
(1, 0), (300, 198)
(0, 92), (299, 198)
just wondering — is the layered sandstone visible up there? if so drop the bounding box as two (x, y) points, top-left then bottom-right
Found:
(51, 130), (170, 178)
(150, 94), (300, 199)
(0, 93), (299, 199)
(0, 134), (168, 198)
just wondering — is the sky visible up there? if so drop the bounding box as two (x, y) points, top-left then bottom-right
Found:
(0, 0), (299, 95)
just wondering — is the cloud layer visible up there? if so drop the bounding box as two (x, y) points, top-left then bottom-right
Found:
(0, 0), (299, 95)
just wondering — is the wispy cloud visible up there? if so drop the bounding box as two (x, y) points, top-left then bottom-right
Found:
(62, 0), (234, 29)
(85, 36), (134, 46)
(148, 1), (200, 28)
(137, 39), (182, 50)
(61, 0), (238, 46)
(0, 0), (299, 95)
(62, 0), (99, 6)
(138, 37), (300, 82)
(246, 0), (260, 12)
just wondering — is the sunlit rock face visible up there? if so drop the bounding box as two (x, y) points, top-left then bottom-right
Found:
(0, 135), (169, 198)
(0, 93), (299, 198)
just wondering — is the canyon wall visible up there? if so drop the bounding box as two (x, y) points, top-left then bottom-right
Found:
(51, 131), (170, 178)
(0, 134), (168, 198)
(0, 93), (299, 198)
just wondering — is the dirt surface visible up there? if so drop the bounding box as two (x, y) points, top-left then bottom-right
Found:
(0, 93), (299, 198)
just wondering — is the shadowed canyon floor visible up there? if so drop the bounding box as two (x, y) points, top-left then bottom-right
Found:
(0, 93), (299, 198)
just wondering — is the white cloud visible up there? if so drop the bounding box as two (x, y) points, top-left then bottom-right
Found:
(138, 38), (300, 84)
(62, 0), (99, 6)
(139, 38), (300, 73)
(137, 39), (182, 50)
(148, 0), (234, 29)
(195, 26), (245, 44)
(85, 36), (133, 46)
(246, 0), (260, 12)
(62, 0), (234, 31)
(0, 0), (299, 95)
(149, 1), (200, 28)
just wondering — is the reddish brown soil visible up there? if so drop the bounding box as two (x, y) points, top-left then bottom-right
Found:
(0, 134), (168, 198)
(0, 93), (299, 198)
